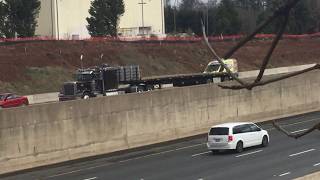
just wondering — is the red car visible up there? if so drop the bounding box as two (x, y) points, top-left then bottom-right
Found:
(0, 93), (29, 109)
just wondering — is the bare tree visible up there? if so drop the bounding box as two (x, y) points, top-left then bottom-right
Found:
(202, 0), (320, 138)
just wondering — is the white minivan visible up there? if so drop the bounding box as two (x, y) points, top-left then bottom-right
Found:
(207, 122), (269, 153)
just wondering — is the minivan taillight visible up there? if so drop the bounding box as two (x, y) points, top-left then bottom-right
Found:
(228, 135), (233, 142)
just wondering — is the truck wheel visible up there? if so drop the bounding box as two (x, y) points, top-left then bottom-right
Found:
(146, 85), (154, 91)
(206, 79), (213, 84)
(130, 86), (144, 93)
(82, 93), (90, 99)
(137, 86), (144, 93)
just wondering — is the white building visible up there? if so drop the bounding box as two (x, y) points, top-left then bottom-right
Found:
(36, 0), (165, 39)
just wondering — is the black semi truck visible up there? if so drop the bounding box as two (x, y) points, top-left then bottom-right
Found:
(58, 59), (238, 101)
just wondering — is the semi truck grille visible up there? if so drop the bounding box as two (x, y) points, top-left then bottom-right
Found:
(63, 84), (76, 95)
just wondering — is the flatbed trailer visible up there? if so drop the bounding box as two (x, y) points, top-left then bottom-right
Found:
(124, 72), (229, 87)
(59, 60), (238, 101)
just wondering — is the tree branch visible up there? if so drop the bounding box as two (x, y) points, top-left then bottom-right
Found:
(202, 0), (320, 140)
(219, 64), (320, 89)
(254, 12), (290, 83)
(201, 0), (314, 90)
(201, 21), (250, 89)
(223, 0), (302, 59)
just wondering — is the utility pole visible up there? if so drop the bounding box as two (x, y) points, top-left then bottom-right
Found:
(174, 0), (177, 34)
(138, 0), (147, 36)
(55, 0), (60, 40)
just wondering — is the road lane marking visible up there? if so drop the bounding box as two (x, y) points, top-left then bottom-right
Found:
(313, 162), (320, 166)
(278, 172), (291, 177)
(175, 143), (205, 151)
(235, 150), (263, 158)
(191, 151), (211, 157)
(289, 149), (316, 157)
(48, 143), (205, 178)
(265, 117), (320, 131)
(291, 129), (308, 134)
(83, 177), (97, 180)
(47, 163), (112, 178)
(119, 143), (206, 163)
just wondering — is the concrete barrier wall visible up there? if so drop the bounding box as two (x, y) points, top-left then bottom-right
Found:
(26, 92), (59, 104)
(1, 71), (320, 174)
(239, 64), (315, 78)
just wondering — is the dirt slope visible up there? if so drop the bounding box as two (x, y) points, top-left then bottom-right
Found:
(0, 38), (319, 94)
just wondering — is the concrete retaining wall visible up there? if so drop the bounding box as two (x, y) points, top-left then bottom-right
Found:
(1, 71), (320, 174)
(26, 92), (59, 104)
(239, 64), (315, 78)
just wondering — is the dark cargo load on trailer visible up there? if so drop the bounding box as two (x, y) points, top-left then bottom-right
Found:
(118, 65), (140, 82)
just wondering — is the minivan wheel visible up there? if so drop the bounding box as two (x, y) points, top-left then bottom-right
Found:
(236, 141), (243, 153)
(261, 136), (269, 147)
(211, 150), (219, 154)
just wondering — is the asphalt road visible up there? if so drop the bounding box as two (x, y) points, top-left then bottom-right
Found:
(2, 112), (320, 180)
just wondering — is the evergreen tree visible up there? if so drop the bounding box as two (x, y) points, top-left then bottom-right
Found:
(234, 0), (265, 34)
(257, 0), (317, 34)
(0, 2), (6, 37)
(0, 1), (15, 38)
(213, 0), (241, 35)
(177, 0), (204, 35)
(207, 2), (218, 35)
(0, 0), (40, 38)
(287, 0), (316, 34)
(13, 0), (41, 37)
(86, 0), (124, 37)
(164, 4), (175, 34)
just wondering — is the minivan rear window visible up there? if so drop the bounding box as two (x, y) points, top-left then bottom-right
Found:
(209, 127), (229, 135)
